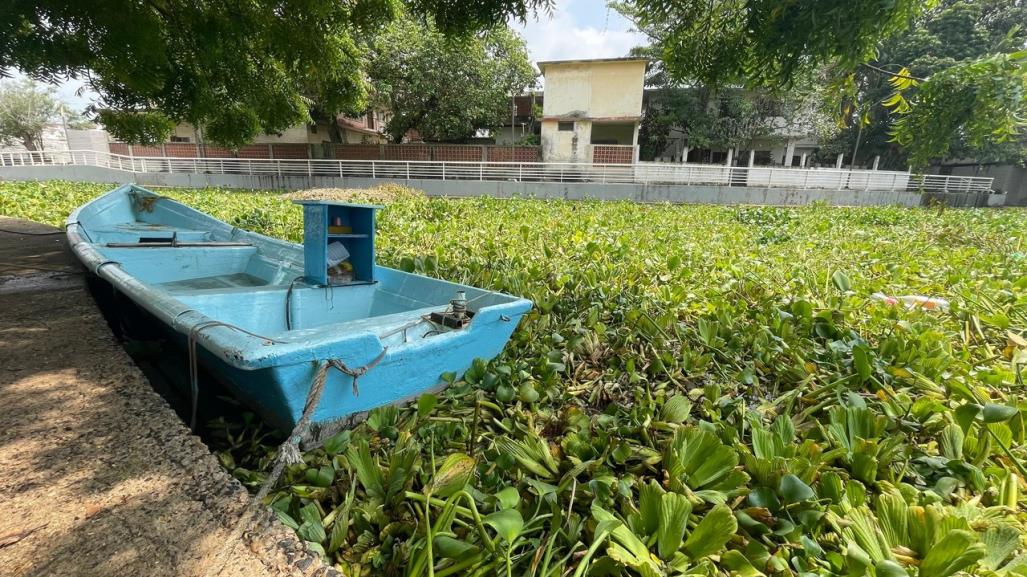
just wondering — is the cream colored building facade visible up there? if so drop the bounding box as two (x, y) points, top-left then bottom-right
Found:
(167, 111), (389, 146)
(538, 58), (647, 163)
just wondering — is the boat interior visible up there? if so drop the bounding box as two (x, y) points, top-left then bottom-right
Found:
(77, 188), (514, 341)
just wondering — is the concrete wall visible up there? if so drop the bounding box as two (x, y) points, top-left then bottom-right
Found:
(65, 129), (110, 153)
(927, 164), (1027, 207)
(541, 119), (590, 163)
(1, 164), (1005, 208)
(542, 60), (646, 119)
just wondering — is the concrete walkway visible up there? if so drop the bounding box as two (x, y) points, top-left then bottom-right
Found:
(0, 218), (330, 576)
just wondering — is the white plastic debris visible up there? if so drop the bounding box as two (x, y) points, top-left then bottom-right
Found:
(871, 292), (949, 311)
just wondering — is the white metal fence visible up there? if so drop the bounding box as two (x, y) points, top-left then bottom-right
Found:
(0, 149), (995, 194)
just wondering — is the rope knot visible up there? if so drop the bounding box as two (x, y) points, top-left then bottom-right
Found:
(328, 348), (388, 397)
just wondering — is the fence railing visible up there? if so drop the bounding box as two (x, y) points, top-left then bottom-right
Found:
(0, 149), (995, 194)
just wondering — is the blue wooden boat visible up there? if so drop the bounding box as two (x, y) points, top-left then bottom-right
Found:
(67, 184), (531, 439)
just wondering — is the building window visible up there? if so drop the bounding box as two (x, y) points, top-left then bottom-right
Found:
(170, 136), (190, 143)
(308, 124), (318, 134)
(558, 121), (574, 132)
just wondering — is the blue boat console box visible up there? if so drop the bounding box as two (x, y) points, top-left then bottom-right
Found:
(67, 185), (532, 437)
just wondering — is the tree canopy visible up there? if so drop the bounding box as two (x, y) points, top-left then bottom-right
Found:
(0, 0), (551, 147)
(0, 78), (61, 150)
(822, 0), (1027, 169)
(617, 0), (1027, 168)
(633, 44), (835, 162)
(367, 18), (536, 142)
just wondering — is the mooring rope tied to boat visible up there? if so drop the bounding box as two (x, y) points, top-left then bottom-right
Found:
(186, 318), (391, 429)
(201, 348), (387, 577)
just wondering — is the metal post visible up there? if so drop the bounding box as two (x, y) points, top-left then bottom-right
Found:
(441, 163), (445, 180)
(406, 162), (410, 180)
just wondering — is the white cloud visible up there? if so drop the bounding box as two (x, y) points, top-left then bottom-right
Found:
(512, 0), (647, 66)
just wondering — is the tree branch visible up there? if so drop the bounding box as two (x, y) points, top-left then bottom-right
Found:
(861, 63), (926, 82)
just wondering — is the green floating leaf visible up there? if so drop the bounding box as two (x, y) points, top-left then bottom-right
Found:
(832, 270), (851, 292)
(919, 530), (986, 577)
(981, 403), (1018, 423)
(495, 486), (521, 510)
(485, 508), (524, 543)
(305, 464), (335, 488)
(321, 429), (350, 455)
(434, 535), (479, 560)
(662, 394), (693, 423)
(417, 393), (437, 417)
(779, 474), (815, 503)
(683, 504), (737, 559)
(425, 452), (475, 498)
(875, 560), (910, 577)
(657, 492), (692, 560)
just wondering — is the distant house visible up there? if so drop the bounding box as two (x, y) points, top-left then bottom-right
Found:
(0, 121), (110, 154)
(166, 111), (389, 147)
(537, 58), (648, 163)
(493, 92), (543, 146)
(643, 88), (821, 167)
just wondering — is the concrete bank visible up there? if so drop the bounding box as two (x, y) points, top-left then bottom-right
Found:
(1, 164), (1005, 207)
(0, 218), (332, 577)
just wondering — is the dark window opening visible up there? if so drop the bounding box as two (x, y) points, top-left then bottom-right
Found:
(558, 121), (574, 132)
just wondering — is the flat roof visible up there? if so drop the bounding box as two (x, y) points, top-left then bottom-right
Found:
(537, 57), (648, 73)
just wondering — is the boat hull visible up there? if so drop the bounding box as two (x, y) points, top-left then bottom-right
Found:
(67, 184), (531, 434)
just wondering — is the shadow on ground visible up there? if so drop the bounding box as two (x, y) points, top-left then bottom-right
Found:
(0, 219), (328, 577)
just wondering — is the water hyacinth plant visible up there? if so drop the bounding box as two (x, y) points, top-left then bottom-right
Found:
(2, 181), (1027, 576)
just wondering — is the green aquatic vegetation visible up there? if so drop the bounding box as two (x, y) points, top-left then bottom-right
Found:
(3, 181), (1027, 576)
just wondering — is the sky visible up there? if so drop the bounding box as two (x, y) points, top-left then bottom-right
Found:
(511, 0), (647, 65)
(4, 0), (647, 112)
